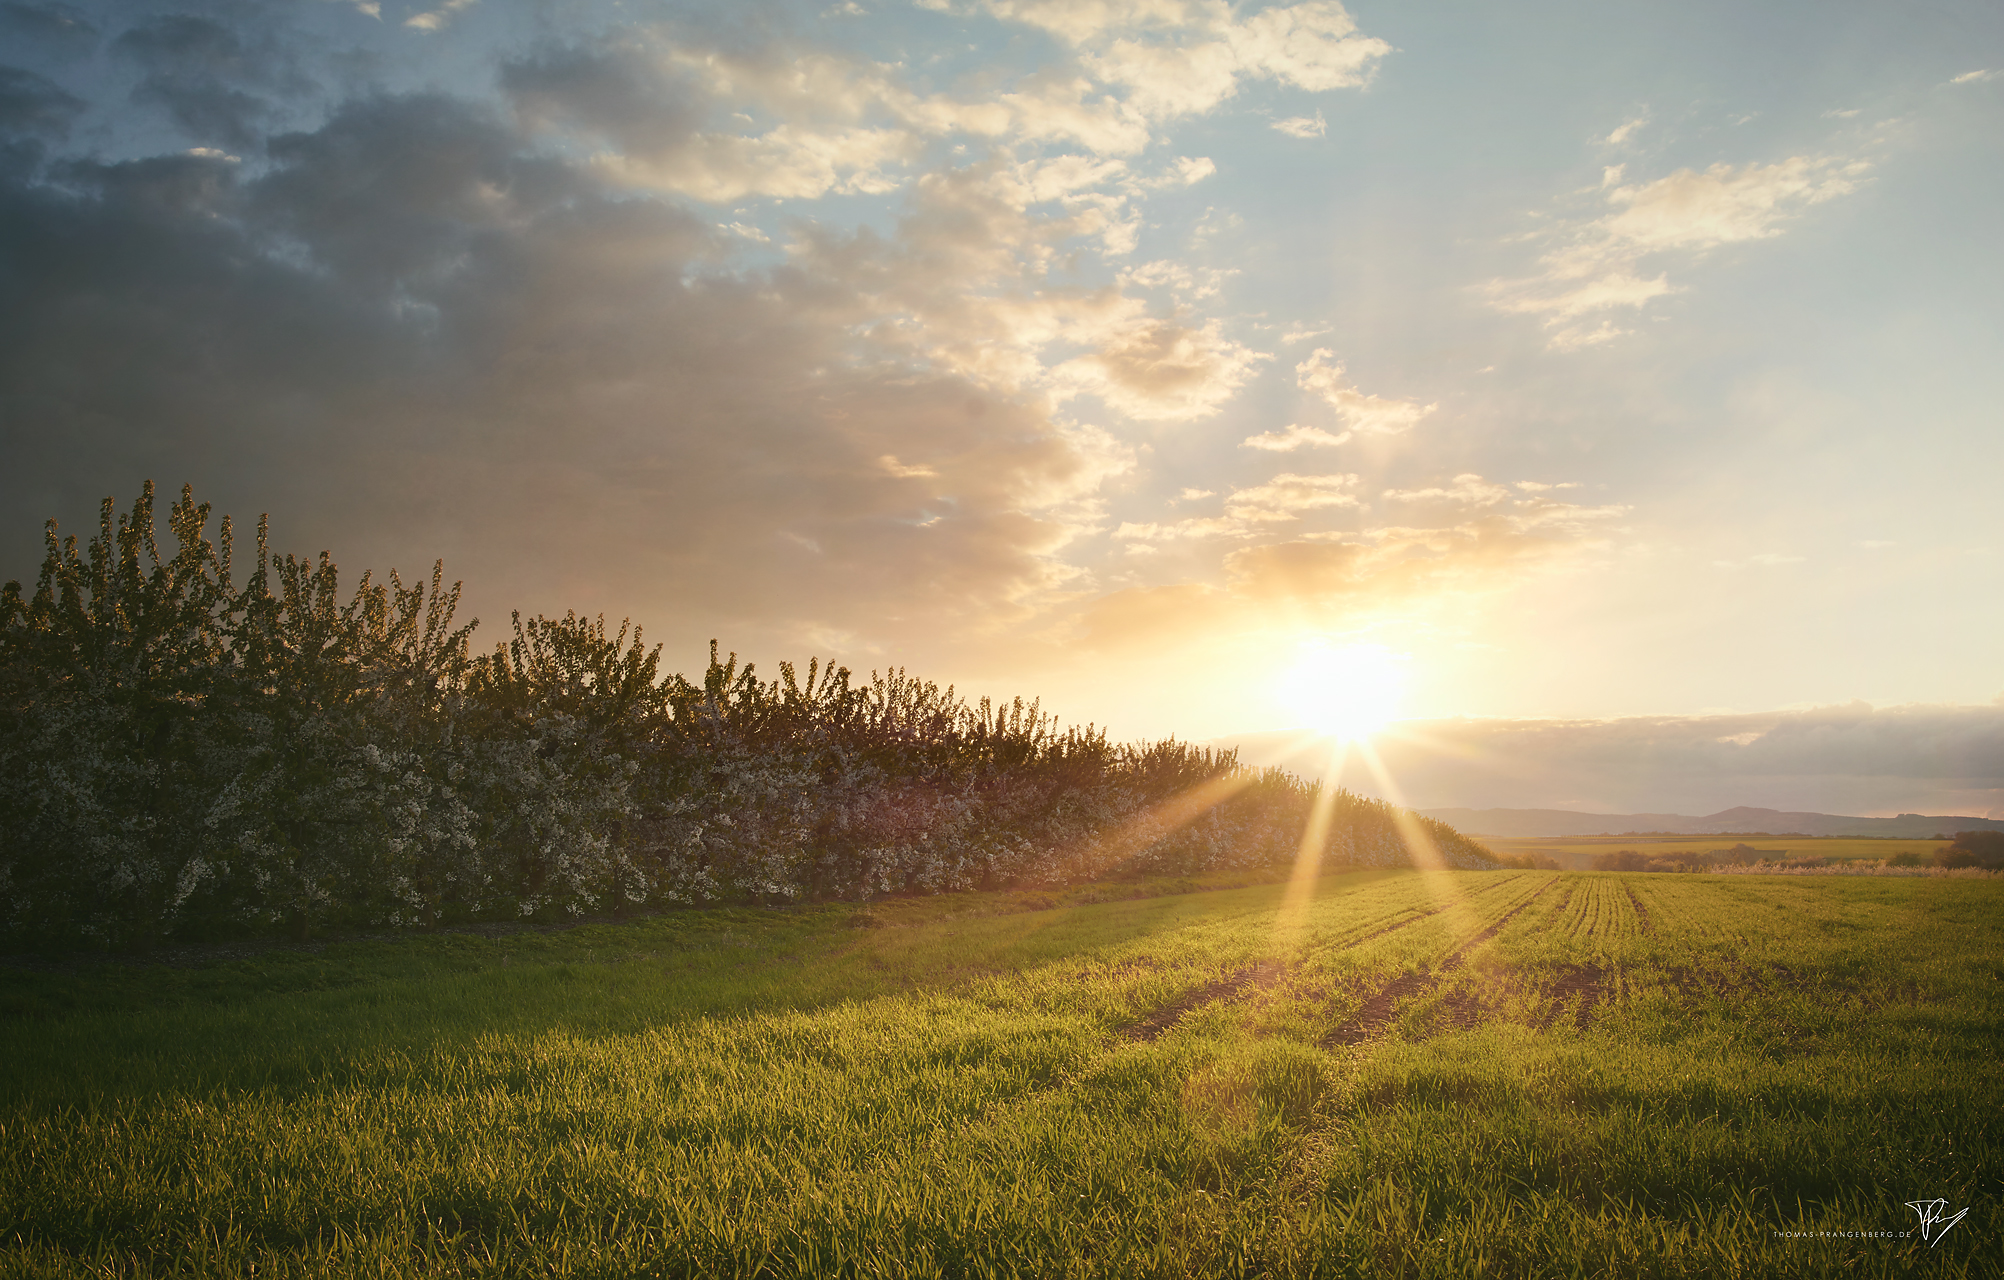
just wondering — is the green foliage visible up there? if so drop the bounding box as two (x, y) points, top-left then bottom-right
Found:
(1941, 832), (2004, 869)
(1, 484), (1495, 949)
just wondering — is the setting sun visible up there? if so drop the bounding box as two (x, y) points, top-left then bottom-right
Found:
(1282, 643), (1407, 742)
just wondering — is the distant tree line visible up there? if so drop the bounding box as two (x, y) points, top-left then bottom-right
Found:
(1915, 832), (2004, 870)
(1589, 838), (2004, 874)
(0, 483), (1497, 948)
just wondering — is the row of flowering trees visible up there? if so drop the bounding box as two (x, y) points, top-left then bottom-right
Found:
(0, 483), (1496, 947)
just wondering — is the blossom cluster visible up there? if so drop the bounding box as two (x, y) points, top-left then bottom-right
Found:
(0, 484), (1494, 947)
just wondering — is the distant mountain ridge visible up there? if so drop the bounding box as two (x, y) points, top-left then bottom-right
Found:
(1418, 805), (2004, 838)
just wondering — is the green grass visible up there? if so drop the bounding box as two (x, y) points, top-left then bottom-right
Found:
(3, 869), (1998, 1277)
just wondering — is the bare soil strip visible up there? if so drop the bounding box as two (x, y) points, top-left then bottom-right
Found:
(1123, 959), (1289, 1042)
(1321, 878), (1559, 1046)
(1536, 962), (1612, 1031)
(1624, 885), (1654, 934)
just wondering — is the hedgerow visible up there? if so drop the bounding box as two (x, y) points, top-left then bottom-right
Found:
(0, 483), (1495, 947)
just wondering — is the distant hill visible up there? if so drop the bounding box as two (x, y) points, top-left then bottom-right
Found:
(1417, 806), (2004, 838)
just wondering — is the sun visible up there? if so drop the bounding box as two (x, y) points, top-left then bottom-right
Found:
(1281, 642), (1406, 742)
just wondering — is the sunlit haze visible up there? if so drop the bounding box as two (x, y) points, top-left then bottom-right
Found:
(1278, 642), (1405, 743)
(3, 0), (1999, 816)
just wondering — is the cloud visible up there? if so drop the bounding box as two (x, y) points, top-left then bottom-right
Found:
(1147, 154), (1216, 186)
(0, 0), (1440, 703)
(1096, 481), (1622, 654)
(0, 90), (1141, 664)
(1225, 702), (2004, 817)
(0, 3), (100, 59)
(1949, 69), (1999, 85)
(982, 0), (1388, 133)
(0, 65), (84, 137)
(1241, 422), (1351, 451)
(505, 40), (923, 202)
(1271, 110), (1326, 138)
(1383, 473), (1511, 506)
(1294, 348), (1436, 435)
(111, 14), (297, 150)
(1493, 153), (1871, 348)
(1603, 157), (1867, 249)
(1603, 113), (1647, 145)
(406, 0), (480, 31)
(1051, 317), (1270, 420)
(1120, 257), (1234, 298)
(1115, 471), (1359, 542)
(1225, 500), (1620, 605)
(1226, 472), (1361, 520)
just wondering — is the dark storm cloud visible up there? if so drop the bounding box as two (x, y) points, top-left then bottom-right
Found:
(0, 79), (1102, 666)
(0, 65), (85, 136)
(0, 3), (100, 58)
(111, 13), (310, 149)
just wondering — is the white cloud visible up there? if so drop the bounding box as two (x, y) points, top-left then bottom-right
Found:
(1604, 113), (1647, 145)
(1226, 471), (1361, 520)
(1271, 110), (1326, 138)
(405, 0), (478, 31)
(1151, 154), (1217, 186)
(878, 454), (939, 478)
(1383, 473), (1511, 507)
(1294, 348), (1435, 435)
(1603, 156), (1868, 250)
(983, 0), (1387, 138)
(1950, 69), (1999, 85)
(1241, 422), (1351, 451)
(1051, 317), (1270, 419)
(1492, 153), (1871, 349)
(1120, 258), (1235, 298)
(1115, 470), (1360, 541)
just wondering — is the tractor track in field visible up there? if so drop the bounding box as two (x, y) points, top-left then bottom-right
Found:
(1119, 874), (1561, 1046)
(1120, 876), (1535, 1041)
(1625, 885), (1654, 934)
(1322, 877), (1561, 1046)
(1123, 960), (1289, 1042)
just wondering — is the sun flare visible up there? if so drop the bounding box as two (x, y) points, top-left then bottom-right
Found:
(1281, 643), (1406, 742)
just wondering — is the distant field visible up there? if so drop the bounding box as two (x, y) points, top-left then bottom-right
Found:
(3, 869), (1997, 1278)
(1476, 835), (1952, 870)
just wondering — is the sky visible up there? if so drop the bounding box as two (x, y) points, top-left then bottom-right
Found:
(3, 0), (2001, 815)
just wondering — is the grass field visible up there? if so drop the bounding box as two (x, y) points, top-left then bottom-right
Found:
(1475, 836), (1953, 870)
(3, 868), (1997, 1278)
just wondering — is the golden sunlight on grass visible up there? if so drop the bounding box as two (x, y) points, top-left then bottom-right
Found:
(1280, 641), (1407, 743)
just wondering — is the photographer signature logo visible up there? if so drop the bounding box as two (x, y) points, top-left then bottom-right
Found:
(1905, 1198), (1969, 1247)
